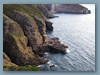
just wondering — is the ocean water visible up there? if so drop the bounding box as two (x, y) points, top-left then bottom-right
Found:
(45, 4), (95, 71)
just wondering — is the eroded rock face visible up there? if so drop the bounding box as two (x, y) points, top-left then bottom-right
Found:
(3, 14), (47, 66)
(33, 37), (68, 57)
(6, 11), (43, 49)
(3, 4), (68, 69)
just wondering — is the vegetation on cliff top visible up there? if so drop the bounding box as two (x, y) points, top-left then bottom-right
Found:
(3, 65), (40, 71)
(3, 4), (45, 22)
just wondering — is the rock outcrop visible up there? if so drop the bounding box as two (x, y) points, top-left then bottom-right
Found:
(45, 20), (53, 31)
(33, 37), (68, 57)
(3, 14), (47, 66)
(48, 38), (68, 54)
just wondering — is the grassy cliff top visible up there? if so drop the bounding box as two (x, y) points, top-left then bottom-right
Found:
(3, 4), (45, 22)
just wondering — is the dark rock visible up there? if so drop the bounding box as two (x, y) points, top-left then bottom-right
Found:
(49, 64), (55, 68)
(36, 38), (68, 54)
(45, 20), (53, 31)
(32, 37), (68, 56)
(88, 10), (91, 14)
(83, 10), (91, 14)
(33, 44), (49, 57)
(47, 38), (68, 54)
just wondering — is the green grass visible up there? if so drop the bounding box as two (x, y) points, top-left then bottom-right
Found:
(3, 4), (45, 22)
(3, 65), (40, 71)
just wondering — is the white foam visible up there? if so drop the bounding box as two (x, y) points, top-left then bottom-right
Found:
(37, 65), (44, 68)
(47, 61), (52, 65)
(44, 52), (49, 56)
(66, 48), (71, 53)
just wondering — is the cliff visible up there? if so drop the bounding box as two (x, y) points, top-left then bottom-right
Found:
(45, 4), (91, 14)
(3, 4), (49, 70)
(3, 4), (67, 71)
(3, 14), (47, 66)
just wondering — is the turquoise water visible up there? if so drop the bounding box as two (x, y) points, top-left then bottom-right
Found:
(46, 4), (95, 71)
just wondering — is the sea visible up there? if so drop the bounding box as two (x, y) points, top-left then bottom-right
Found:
(41, 4), (95, 71)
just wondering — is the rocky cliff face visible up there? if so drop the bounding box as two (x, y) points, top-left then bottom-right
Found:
(6, 11), (43, 48)
(3, 4), (67, 71)
(3, 4), (50, 69)
(3, 14), (47, 66)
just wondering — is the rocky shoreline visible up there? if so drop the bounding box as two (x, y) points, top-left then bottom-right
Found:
(3, 4), (90, 71)
(3, 4), (68, 71)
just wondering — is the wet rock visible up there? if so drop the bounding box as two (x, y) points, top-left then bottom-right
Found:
(33, 44), (49, 57)
(45, 20), (53, 31)
(48, 38), (68, 54)
(49, 64), (55, 68)
(35, 37), (68, 55)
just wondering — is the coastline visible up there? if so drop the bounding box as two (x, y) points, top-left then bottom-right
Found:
(3, 4), (90, 71)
